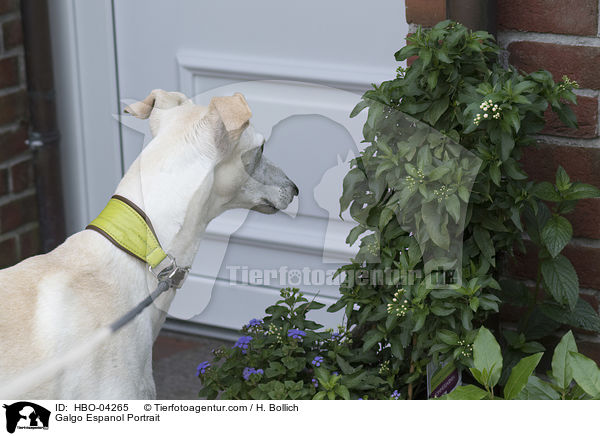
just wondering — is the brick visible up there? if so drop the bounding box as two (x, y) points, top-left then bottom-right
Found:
(0, 0), (18, 14)
(520, 143), (600, 239)
(521, 143), (600, 187)
(0, 125), (27, 162)
(10, 158), (33, 193)
(563, 244), (600, 290)
(2, 18), (22, 50)
(508, 41), (600, 90)
(498, 0), (598, 36)
(0, 168), (7, 196)
(0, 194), (37, 233)
(568, 199), (600, 240)
(578, 341), (600, 366)
(19, 227), (39, 259)
(0, 237), (17, 269)
(406, 0), (446, 27)
(541, 96), (597, 138)
(0, 56), (19, 88)
(0, 91), (27, 126)
(509, 241), (600, 291)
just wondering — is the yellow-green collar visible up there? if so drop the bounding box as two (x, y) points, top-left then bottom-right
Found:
(86, 195), (167, 268)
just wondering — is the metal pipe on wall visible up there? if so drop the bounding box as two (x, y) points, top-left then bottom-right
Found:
(20, 0), (66, 253)
(446, 0), (498, 37)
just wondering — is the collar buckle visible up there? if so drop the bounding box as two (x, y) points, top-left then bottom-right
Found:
(149, 254), (190, 289)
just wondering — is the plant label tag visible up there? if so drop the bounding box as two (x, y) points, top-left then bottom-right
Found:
(427, 359), (461, 398)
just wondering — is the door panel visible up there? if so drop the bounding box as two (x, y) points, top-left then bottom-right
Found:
(113, 0), (408, 331)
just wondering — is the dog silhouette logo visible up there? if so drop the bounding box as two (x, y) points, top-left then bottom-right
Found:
(3, 402), (50, 433)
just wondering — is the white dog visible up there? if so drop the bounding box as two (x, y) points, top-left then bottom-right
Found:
(0, 90), (298, 399)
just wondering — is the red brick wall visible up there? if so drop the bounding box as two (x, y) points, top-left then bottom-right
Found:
(0, 0), (38, 269)
(406, 0), (600, 358)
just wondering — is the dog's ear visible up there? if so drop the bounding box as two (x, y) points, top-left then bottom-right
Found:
(208, 93), (252, 155)
(124, 89), (191, 136)
(124, 89), (190, 119)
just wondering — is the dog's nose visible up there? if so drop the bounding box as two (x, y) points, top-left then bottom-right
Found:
(291, 183), (299, 197)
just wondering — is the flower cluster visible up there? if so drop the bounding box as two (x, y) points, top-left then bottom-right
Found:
(287, 328), (306, 340)
(433, 184), (451, 202)
(405, 169), (425, 188)
(311, 356), (324, 367)
(559, 75), (579, 90)
(387, 289), (410, 317)
(457, 338), (473, 357)
(312, 378), (319, 388)
(242, 367), (264, 381)
(247, 318), (263, 327)
(473, 99), (501, 125)
(233, 335), (253, 354)
(390, 390), (401, 400)
(266, 323), (284, 340)
(196, 361), (210, 377)
(379, 360), (390, 375)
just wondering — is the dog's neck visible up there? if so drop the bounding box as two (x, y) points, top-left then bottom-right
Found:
(114, 133), (218, 269)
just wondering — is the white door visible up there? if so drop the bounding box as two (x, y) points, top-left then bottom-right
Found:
(51, 0), (408, 338)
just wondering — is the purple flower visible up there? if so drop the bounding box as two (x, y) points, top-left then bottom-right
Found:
(358, 397), (364, 400)
(311, 356), (324, 367)
(332, 371), (339, 376)
(409, 231), (414, 237)
(391, 390), (401, 399)
(312, 378), (318, 388)
(242, 367), (264, 380)
(233, 335), (253, 354)
(331, 332), (341, 341)
(247, 318), (263, 327)
(287, 329), (306, 340)
(196, 361), (210, 376)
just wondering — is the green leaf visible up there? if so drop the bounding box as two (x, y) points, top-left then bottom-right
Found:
(504, 352), (543, 400)
(425, 95), (450, 126)
(336, 355), (355, 375)
(350, 99), (369, 118)
(515, 376), (561, 400)
(346, 225), (366, 246)
(551, 330), (577, 391)
(500, 131), (515, 161)
(437, 329), (459, 345)
(473, 327), (503, 388)
(313, 391), (326, 400)
(361, 329), (385, 352)
(531, 181), (560, 202)
(541, 215), (572, 258)
(422, 201), (450, 249)
(340, 168), (366, 214)
(541, 255), (579, 310)
(513, 80), (535, 94)
(569, 351), (600, 397)
(420, 48), (432, 69)
(489, 164), (501, 186)
(440, 385), (488, 400)
(334, 385), (350, 400)
(564, 182), (600, 200)
(445, 194), (461, 223)
(473, 226), (495, 266)
(555, 166), (571, 192)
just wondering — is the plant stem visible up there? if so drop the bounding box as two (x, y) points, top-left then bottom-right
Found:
(407, 334), (417, 400)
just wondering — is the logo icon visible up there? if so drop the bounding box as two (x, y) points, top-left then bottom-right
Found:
(3, 402), (50, 434)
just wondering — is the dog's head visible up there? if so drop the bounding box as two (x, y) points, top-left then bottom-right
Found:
(124, 89), (298, 217)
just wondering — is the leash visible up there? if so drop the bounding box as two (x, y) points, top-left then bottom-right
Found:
(0, 196), (190, 399)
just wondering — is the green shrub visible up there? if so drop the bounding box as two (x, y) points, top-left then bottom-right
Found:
(197, 20), (600, 400)
(332, 20), (600, 398)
